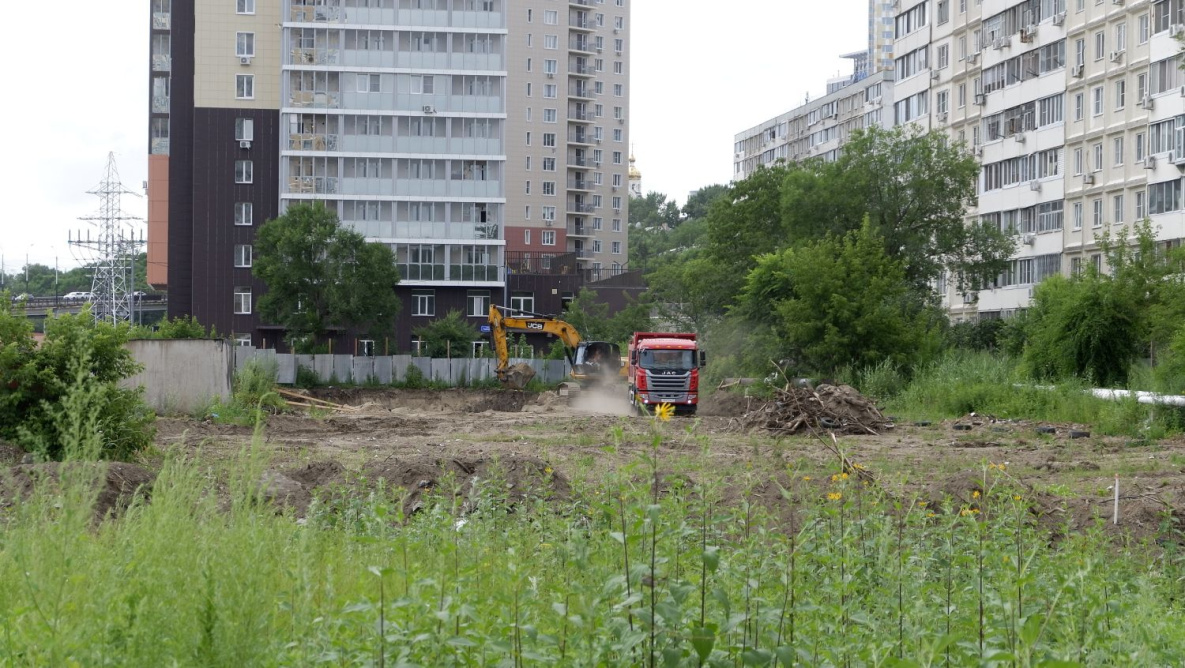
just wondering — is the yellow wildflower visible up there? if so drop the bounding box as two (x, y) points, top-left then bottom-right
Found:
(655, 403), (675, 422)
(802, 476), (812, 481)
(827, 492), (843, 501)
(927, 512), (937, 518)
(960, 508), (981, 517)
(1013, 495), (1022, 501)
(544, 466), (553, 475)
(972, 490), (981, 499)
(918, 501), (929, 508)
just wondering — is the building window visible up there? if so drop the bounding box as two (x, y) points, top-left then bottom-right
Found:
(937, 44), (949, 69)
(1092, 86), (1103, 116)
(544, 34), (558, 49)
(1149, 179), (1182, 214)
(235, 118), (254, 142)
(544, 9), (557, 24)
(1093, 31), (1104, 61)
(543, 108), (557, 123)
(234, 202), (253, 226)
(542, 181), (555, 196)
(611, 241), (621, 254)
(236, 32), (255, 57)
(613, 83), (624, 97)
(1092, 143), (1103, 171)
(543, 133), (556, 147)
(523, 229), (531, 245)
(1115, 80), (1125, 110)
(1113, 137), (1124, 165)
(592, 240), (602, 253)
(411, 336), (424, 355)
(235, 160), (253, 184)
(467, 290), (491, 317)
(235, 74), (254, 99)
(237, 0), (254, 13)
(1114, 194), (1125, 224)
(542, 157), (555, 171)
(234, 333), (252, 347)
(1073, 201), (1083, 230)
(1073, 93), (1083, 121)
(612, 196), (622, 210)
(1139, 14), (1150, 44)
(612, 173), (623, 187)
(544, 59), (557, 74)
(612, 218), (621, 232)
(542, 229), (556, 245)
(412, 290), (435, 316)
(511, 291), (535, 313)
(542, 206), (556, 221)
(544, 84), (557, 98)
(357, 74), (381, 93)
(1116, 23), (1126, 52)
(234, 287), (252, 314)
(1092, 198), (1103, 227)
(1136, 132), (1146, 161)
(1136, 190), (1146, 219)
(234, 244), (252, 268)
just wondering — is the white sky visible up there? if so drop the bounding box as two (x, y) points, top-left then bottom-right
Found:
(3, 0), (864, 271)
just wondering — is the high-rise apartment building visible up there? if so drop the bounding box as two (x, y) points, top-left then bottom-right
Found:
(147, 0), (630, 351)
(734, 0), (1185, 322)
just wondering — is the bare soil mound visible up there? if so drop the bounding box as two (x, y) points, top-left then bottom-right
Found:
(738, 384), (893, 435)
(699, 391), (767, 418)
(362, 455), (569, 517)
(0, 462), (155, 521)
(0, 441), (27, 466)
(465, 390), (531, 413)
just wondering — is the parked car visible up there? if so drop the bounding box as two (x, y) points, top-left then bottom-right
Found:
(11, 293), (33, 302)
(132, 291), (147, 299)
(62, 291), (93, 301)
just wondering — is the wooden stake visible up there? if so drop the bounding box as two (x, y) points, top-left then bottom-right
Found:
(1113, 475), (1120, 525)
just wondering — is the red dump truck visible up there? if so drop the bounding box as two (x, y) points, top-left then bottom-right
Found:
(626, 332), (705, 415)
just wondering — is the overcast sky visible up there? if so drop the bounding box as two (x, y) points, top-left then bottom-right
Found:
(3, 0), (864, 271)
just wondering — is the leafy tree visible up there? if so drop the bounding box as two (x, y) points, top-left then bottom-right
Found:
(0, 299), (154, 460)
(737, 221), (944, 375)
(414, 310), (479, 358)
(557, 288), (653, 347)
(646, 253), (733, 334)
(703, 164), (794, 300)
(781, 125), (1013, 289)
(627, 191), (680, 230)
(129, 315), (212, 340)
(681, 184), (728, 222)
(254, 203), (401, 350)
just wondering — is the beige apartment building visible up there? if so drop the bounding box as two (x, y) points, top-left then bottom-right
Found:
(503, 0), (631, 284)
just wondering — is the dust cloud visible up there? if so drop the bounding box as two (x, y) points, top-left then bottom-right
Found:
(570, 386), (634, 416)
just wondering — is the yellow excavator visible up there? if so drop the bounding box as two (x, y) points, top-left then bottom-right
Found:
(487, 304), (621, 390)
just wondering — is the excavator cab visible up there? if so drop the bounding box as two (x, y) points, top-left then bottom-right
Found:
(572, 341), (621, 384)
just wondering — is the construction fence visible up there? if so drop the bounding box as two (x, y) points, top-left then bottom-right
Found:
(233, 346), (571, 386)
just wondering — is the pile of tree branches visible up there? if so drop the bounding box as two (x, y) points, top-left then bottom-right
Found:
(736, 384), (893, 436)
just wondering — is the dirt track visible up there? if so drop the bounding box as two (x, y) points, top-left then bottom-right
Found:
(153, 388), (1185, 541)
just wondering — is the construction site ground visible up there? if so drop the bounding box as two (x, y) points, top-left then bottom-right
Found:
(149, 387), (1185, 542)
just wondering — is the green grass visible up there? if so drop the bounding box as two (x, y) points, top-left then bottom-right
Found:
(853, 352), (1185, 438)
(3, 430), (1185, 666)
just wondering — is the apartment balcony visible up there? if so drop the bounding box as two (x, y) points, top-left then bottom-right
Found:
(152, 11), (170, 30)
(151, 54), (171, 72)
(569, 63), (595, 77)
(152, 95), (170, 114)
(288, 176), (339, 194)
(569, 109), (594, 122)
(397, 264), (502, 283)
(567, 178), (593, 192)
(567, 222), (593, 237)
(291, 48), (340, 66)
(567, 132), (595, 146)
(289, 91), (340, 108)
(288, 133), (339, 151)
(568, 38), (595, 54)
(567, 202), (596, 214)
(568, 86), (594, 100)
(150, 138), (170, 156)
(574, 249), (594, 259)
(569, 17), (594, 32)
(289, 5), (345, 22)
(568, 156), (593, 169)
(569, 0), (592, 6)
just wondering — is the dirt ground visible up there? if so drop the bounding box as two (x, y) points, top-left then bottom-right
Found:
(147, 387), (1185, 540)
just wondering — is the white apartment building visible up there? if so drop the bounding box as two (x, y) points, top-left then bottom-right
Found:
(733, 71), (893, 175)
(733, 0), (1185, 321)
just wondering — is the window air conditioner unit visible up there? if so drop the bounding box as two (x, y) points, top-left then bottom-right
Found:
(617, 117), (624, 123)
(239, 140), (252, 149)
(931, 70), (941, 81)
(974, 92), (986, 105)
(1014, 132), (1026, 143)
(1071, 65), (1084, 78)
(1029, 180), (1040, 192)
(1020, 26), (1035, 43)
(1173, 25), (1185, 38)
(595, 137), (601, 143)
(974, 145), (983, 156)
(1024, 233), (1036, 244)
(1141, 95), (1154, 110)
(239, 56), (252, 65)
(1053, 12), (1066, 26)
(937, 112), (948, 122)
(962, 292), (978, 303)
(544, 220), (554, 226)
(595, 45), (603, 52)
(1145, 155), (1157, 168)
(993, 37), (1008, 50)
(967, 52), (979, 65)
(1083, 174), (1095, 185)
(1112, 0), (1124, 5)
(1109, 50), (1124, 64)
(422, 105), (436, 114)
(546, 72), (554, 78)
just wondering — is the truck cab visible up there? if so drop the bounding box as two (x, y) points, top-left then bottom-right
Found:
(626, 333), (704, 415)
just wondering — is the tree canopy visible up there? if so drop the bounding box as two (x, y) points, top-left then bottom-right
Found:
(253, 203), (401, 350)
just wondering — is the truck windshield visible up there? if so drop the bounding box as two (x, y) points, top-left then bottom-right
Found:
(638, 349), (694, 371)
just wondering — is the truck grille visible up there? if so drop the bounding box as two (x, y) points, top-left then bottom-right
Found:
(645, 371), (691, 402)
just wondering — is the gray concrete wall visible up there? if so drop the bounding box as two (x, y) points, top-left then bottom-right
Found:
(122, 339), (234, 414)
(230, 349), (573, 387)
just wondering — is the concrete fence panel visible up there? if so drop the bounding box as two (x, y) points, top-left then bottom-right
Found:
(122, 339), (234, 414)
(374, 356), (393, 384)
(276, 354), (296, 385)
(352, 357), (374, 384)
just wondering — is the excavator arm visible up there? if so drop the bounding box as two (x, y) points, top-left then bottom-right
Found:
(489, 305), (584, 389)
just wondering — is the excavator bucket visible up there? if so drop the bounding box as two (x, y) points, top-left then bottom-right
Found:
(501, 362), (537, 390)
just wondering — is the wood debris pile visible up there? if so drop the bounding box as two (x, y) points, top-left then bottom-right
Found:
(738, 384), (893, 435)
(278, 389), (360, 413)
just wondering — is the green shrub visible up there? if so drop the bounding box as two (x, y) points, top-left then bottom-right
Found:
(946, 318), (1006, 351)
(414, 310), (479, 358)
(294, 364), (320, 389)
(0, 302), (154, 461)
